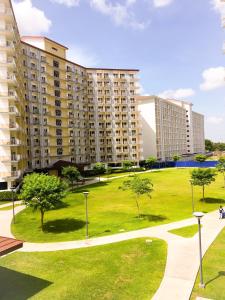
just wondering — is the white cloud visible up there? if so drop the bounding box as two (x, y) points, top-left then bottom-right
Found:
(67, 45), (99, 67)
(12, 0), (52, 35)
(200, 67), (225, 91)
(158, 88), (195, 99)
(89, 0), (148, 30)
(211, 0), (225, 17)
(50, 0), (80, 7)
(153, 0), (174, 8)
(207, 116), (224, 125)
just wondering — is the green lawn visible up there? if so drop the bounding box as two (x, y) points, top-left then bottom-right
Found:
(169, 224), (199, 238)
(12, 168), (225, 242)
(0, 204), (21, 211)
(0, 201), (11, 206)
(191, 226), (225, 300)
(0, 238), (166, 300)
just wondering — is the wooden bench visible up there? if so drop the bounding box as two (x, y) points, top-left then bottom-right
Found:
(0, 236), (23, 256)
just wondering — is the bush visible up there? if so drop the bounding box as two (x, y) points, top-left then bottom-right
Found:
(0, 191), (18, 201)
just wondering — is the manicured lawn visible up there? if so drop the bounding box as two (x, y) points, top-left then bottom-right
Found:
(169, 224), (199, 238)
(12, 168), (225, 242)
(0, 201), (11, 206)
(0, 238), (166, 300)
(191, 226), (225, 300)
(0, 204), (21, 211)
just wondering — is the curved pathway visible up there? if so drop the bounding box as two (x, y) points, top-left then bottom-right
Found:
(0, 202), (224, 300)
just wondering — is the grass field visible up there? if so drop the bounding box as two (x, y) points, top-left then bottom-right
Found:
(191, 226), (225, 299)
(12, 168), (225, 242)
(0, 204), (21, 211)
(0, 238), (166, 300)
(169, 224), (200, 238)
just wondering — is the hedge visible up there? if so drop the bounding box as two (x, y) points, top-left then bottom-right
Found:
(0, 191), (18, 201)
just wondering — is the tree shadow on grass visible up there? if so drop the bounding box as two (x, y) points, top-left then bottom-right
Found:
(0, 266), (52, 300)
(135, 214), (167, 222)
(200, 197), (225, 204)
(43, 218), (86, 233)
(73, 181), (110, 194)
(52, 201), (70, 210)
(205, 271), (225, 287)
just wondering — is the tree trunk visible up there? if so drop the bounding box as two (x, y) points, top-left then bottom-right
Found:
(202, 185), (205, 201)
(40, 209), (44, 231)
(135, 196), (140, 218)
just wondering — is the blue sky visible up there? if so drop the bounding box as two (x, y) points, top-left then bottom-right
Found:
(13, 0), (225, 141)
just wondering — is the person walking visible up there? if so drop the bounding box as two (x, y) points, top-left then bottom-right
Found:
(219, 206), (224, 219)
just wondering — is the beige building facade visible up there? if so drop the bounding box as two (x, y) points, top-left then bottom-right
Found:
(0, 0), (142, 189)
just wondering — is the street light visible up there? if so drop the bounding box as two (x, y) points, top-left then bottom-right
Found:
(10, 186), (15, 224)
(193, 211), (205, 289)
(189, 179), (195, 213)
(83, 192), (89, 239)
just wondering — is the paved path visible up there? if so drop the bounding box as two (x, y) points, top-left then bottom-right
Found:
(0, 203), (224, 300)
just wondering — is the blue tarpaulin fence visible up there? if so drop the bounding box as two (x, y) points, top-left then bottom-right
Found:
(174, 161), (218, 168)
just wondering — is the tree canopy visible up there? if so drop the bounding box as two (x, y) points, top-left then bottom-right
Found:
(120, 175), (154, 217)
(191, 168), (217, 201)
(20, 173), (68, 230)
(62, 166), (80, 189)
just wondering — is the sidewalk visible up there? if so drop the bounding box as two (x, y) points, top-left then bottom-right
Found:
(0, 202), (224, 300)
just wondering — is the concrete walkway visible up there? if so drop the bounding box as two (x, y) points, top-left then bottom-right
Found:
(0, 203), (224, 300)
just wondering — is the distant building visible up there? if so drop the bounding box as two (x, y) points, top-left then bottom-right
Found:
(137, 96), (205, 160)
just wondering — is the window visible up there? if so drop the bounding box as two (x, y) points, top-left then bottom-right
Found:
(56, 119), (62, 126)
(57, 148), (63, 155)
(53, 60), (59, 68)
(56, 129), (62, 135)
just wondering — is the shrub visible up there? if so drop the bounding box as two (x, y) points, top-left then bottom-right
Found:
(0, 191), (18, 201)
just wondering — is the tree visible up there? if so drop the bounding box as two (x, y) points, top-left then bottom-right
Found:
(19, 173), (68, 230)
(62, 166), (80, 190)
(195, 154), (207, 163)
(120, 175), (153, 218)
(205, 139), (215, 152)
(93, 162), (106, 181)
(145, 156), (157, 170)
(191, 168), (217, 201)
(173, 155), (181, 162)
(216, 156), (225, 188)
(105, 167), (112, 178)
(122, 160), (134, 175)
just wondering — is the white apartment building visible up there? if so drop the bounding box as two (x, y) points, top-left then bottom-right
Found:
(138, 96), (205, 160)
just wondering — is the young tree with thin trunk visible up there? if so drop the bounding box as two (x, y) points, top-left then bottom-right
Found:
(122, 160), (134, 175)
(120, 175), (153, 218)
(145, 156), (157, 171)
(191, 168), (217, 201)
(195, 154), (207, 163)
(62, 166), (80, 190)
(93, 162), (106, 181)
(216, 156), (225, 188)
(173, 155), (181, 162)
(20, 173), (68, 231)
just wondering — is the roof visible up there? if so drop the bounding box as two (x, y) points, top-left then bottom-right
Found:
(21, 36), (69, 50)
(21, 41), (139, 72)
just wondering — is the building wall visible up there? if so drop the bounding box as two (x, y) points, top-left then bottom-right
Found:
(0, 0), (142, 189)
(0, 0), (27, 189)
(192, 111), (205, 154)
(138, 98), (157, 159)
(138, 96), (204, 161)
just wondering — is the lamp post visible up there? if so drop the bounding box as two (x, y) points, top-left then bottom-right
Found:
(193, 212), (205, 288)
(10, 186), (15, 224)
(189, 179), (195, 213)
(83, 192), (89, 239)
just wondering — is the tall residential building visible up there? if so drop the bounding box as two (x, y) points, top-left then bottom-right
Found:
(0, 0), (142, 190)
(138, 96), (205, 160)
